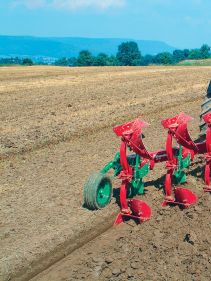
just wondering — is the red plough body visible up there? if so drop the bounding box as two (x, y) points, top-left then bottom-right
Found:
(113, 112), (211, 225)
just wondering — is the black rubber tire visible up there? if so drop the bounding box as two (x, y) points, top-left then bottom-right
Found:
(83, 173), (112, 210)
(199, 80), (211, 139)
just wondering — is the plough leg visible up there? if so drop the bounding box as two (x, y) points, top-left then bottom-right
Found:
(162, 127), (197, 208)
(114, 139), (152, 225)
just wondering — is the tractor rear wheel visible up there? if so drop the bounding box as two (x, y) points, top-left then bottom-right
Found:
(199, 80), (211, 139)
(83, 173), (112, 210)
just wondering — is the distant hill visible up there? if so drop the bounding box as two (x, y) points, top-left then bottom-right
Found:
(0, 35), (176, 59)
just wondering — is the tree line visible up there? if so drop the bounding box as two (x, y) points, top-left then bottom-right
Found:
(54, 42), (211, 66)
(0, 41), (210, 67)
(0, 57), (33, 66)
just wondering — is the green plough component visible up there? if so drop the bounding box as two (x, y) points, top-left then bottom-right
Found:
(130, 155), (149, 197)
(100, 152), (122, 176)
(173, 145), (191, 184)
(100, 152), (149, 198)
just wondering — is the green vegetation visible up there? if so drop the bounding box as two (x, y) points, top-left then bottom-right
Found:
(22, 58), (33, 66)
(93, 53), (118, 66)
(116, 42), (142, 66)
(55, 57), (77, 66)
(54, 42), (211, 67)
(0, 42), (210, 67)
(178, 58), (211, 66)
(77, 50), (94, 66)
(0, 57), (22, 66)
(0, 57), (34, 66)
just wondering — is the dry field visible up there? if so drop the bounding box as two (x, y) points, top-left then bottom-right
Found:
(0, 65), (211, 281)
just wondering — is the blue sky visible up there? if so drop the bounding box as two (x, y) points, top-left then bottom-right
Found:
(0, 0), (211, 48)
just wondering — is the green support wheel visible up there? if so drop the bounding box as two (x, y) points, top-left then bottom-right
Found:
(83, 173), (112, 210)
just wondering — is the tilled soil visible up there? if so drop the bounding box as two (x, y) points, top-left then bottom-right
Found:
(33, 184), (211, 281)
(0, 65), (210, 157)
(0, 66), (211, 281)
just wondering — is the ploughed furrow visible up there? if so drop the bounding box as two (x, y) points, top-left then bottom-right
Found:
(0, 66), (210, 159)
(0, 92), (204, 160)
(31, 191), (211, 281)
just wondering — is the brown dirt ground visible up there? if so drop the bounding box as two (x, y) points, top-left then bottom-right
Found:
(0, 66), (211, 281)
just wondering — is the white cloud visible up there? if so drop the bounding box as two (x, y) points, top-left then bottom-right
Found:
(12, 0), (126, 10)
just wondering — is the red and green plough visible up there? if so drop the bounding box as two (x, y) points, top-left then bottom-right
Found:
(84, 82), (211, 225)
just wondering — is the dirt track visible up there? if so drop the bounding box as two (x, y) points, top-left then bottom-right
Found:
(0, 66), (211, 281)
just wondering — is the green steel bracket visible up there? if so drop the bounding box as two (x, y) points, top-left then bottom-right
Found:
(130, 155), (149, 197)
(100, 152), (122, 177)
(100, 152), (149, 197)
(173, 145), (191, 184)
